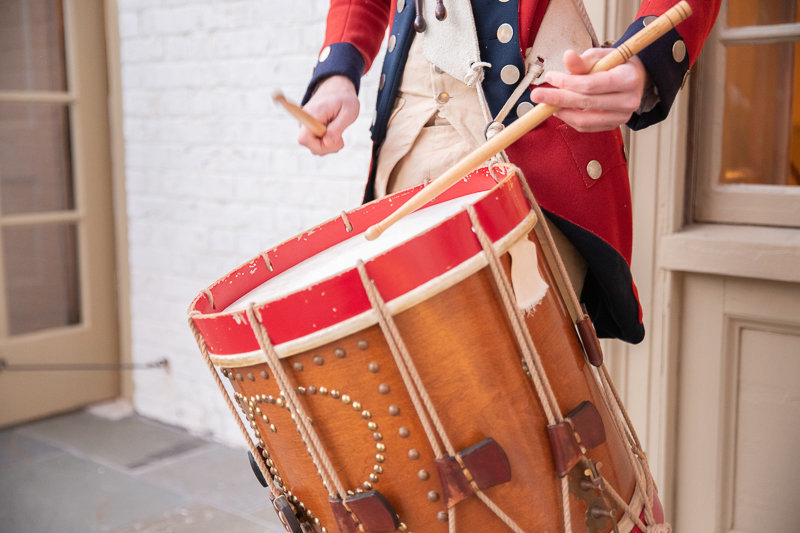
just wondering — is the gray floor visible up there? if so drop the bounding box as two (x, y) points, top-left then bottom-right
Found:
(0, 408), (285, 533)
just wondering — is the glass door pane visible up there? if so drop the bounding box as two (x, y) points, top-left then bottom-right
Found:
(0, 0), (68, 91)
(3, 223), (80, 335)
(0, 102), (75, 214)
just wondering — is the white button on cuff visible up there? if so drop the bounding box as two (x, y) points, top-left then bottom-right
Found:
(319, 46), (331, 62)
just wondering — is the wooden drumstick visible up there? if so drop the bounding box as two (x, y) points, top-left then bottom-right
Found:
(365, 0), (692, 241)
(272, 91), (327, 137)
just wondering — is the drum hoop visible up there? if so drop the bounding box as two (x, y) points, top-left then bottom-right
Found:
(208, 210), (536, 365)
(190, 166), (531, 358)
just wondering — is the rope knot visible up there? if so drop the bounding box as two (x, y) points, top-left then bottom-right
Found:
(465, 61), (491, 87)
(485, 121), (504, 140)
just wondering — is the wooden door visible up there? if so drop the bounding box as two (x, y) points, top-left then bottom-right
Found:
(0, 0), (119, 426)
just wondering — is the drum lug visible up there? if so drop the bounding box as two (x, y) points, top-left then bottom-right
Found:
(329, 490), (400, 533)
(568, 458), (620, 533)
(435, 437), (512, 508)
(547, 401), (607, 477)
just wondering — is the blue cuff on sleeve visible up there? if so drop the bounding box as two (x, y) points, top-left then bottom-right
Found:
(616, 17), (691, 131)
(302, 42), (365, 104)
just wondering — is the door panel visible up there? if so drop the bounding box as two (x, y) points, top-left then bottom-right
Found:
(673, 275), (800, 532)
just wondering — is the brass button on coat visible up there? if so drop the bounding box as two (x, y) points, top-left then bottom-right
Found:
(318, 46), (331, 62)
(388, 34), (397, 53)
(500, 64), (520, 85)
(587, 160), (602, 180)
(497, 23), (514, 44)
(436, 92), (450, 104)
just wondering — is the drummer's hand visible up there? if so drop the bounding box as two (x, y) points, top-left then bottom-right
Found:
(530, 48), (648, 133)
(298, 75), (360, 155)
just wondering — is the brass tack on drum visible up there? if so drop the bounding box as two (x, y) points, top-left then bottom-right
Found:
(262, 414), (269, 423)
(367, 421), (378, 430)
(293, 362), (303, 372)
(270, 424), (277, 433)
(418, 469), (430, 481)
(408, 449), (420, 460)
(373, 432), (383, 441)
(307, 386), (317, 395)
(260, 370), (269, 379)
(398, 427), (410, 438)
(275, 398), (285, 407)
(361, 410), (372, 419)
(389, 405), (400, 416)
(313, 355), (324, 366)
(319, 387), (328, 395)
(247, 372), (255, 381)
(357, 340), (369, 350)
(330, 390), (341, 399)
(378, 383), (390, 395)
(376, 454), (386, 463)
(341, 394), (351, 404)
(369, 473), (379, 483)
(236, 373), (243, 381)
(376, 443), (386, 452)
(363, 481), (373, 490)
(297, 386), (306, 395)
(352, 401), (362, 411)
(374, 465), (384, 474)
(368, 362), (380, 373)
(334, 347), (346, 358)
(428, 491), (440, 502)
(437, 511), (449, 522)
(399, 523), (408, 531)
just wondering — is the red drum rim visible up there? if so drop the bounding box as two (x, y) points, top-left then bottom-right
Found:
(188, 165), (536, 365)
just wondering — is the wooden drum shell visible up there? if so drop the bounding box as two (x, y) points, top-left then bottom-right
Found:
(221, 234), (635, 532)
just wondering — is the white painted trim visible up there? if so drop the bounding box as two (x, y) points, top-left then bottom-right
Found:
(660, 224), (800, 283)
(104, 0), (133, 400)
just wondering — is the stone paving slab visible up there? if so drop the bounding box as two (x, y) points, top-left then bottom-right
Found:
(16, 411), (206, 470)
(0, 429), (61, 468)
(111, 504), (282, 533)
(0, 411), (285, 533)
(136, 442), (275, 516)
(0, 452), (188, 533)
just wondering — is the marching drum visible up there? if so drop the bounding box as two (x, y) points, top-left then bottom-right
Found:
(188, 166), (665, 533)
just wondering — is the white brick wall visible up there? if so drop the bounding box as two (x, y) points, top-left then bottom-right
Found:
(117, 0), (384, 445)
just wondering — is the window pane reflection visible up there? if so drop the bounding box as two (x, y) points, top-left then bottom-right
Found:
(0, 102), (75, 214)
(0, 0), (67, 92)
(727, 0), (800, 28)
(720, 42), (800, 186)
(3, 223), (81, 335)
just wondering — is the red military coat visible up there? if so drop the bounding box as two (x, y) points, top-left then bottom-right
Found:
(303, 0), (720, 343)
